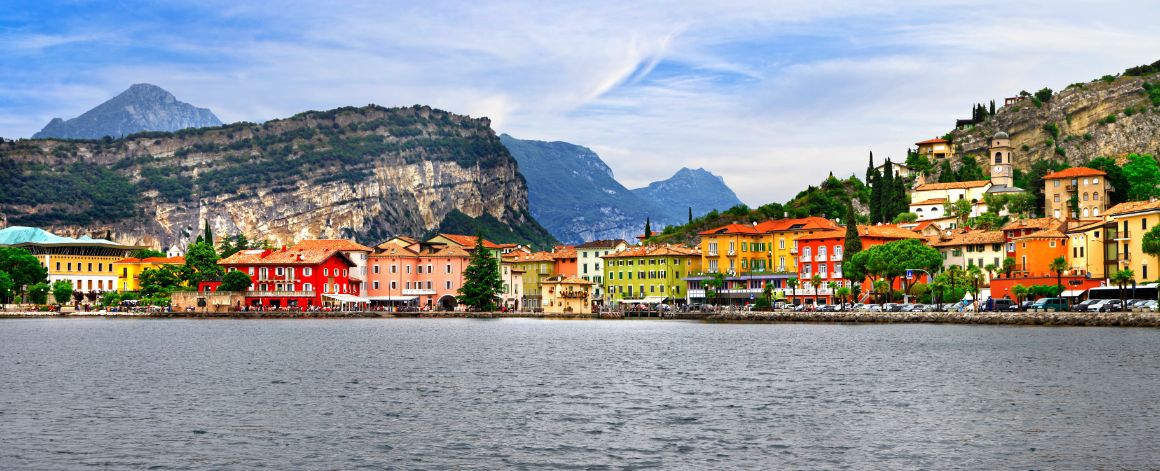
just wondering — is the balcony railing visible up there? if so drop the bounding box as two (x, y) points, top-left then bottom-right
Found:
(800, 255), (810, 263)
(707, 251), (718, 257)
(832, 272), (842, 279)
(248, 290), (314, 297)
(815, 254), (826, 261)
(831, 254), (842, 261)
(1115, 231), (1132, 241)
(1066, 184), (1077, 192)
(727, 250), (736, 256)
(789, 248), (798, 254)
(402, 288), (436, 296)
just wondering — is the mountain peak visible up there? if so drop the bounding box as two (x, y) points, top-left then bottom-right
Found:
(32, 84), (222, 139)
(632, 168), (742, 216)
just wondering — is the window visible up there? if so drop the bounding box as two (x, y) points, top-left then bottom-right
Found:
(344, 269), (348, 277)
(249, 267), (255, 275)
(446, 281), (452, 289)
(373, 265), (380, 274)
(834, 246), (842, 259)
(1054, 180), (1060, 188)
(1094, 208), (1100, 216)
(1049, 240), (1056, 248)
(1084, 178), (1090, 185)
(803, 247), (811, 258)
(779, 238), (785, 249)
(87, 263), (92, 271)
(819, 263), (827, 275)
(426, 281), (432, 289)
(390, 281), (397, 290)
(1093, 192), (1099, 201)
(1080, 247), (1085, 257)
(446, 264), (452, 273)
(304, 267), (312, 276)
(276, 267), (284, 276)
(1054, 209), (1060, 218)
(304, 283), (313, 292)
(417, 265), (423, 274)
(427, 264), (433, 274)
(1054, 194), (1060, 203)
(373, 281), (379, 289)
(67, 262), (72, 271)
(55, 262), (60, 271)
(1145, 219), (1149, 230)
(818, 246), (827, 259)
(728, 241), (735, 253)
(323, 268), (329, 276)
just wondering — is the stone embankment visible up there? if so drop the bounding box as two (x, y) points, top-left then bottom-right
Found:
(707, 310), (1160, 327)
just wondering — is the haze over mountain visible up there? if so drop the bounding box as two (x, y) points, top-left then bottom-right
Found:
(32, 83), (222, 140)
(500, 134), (741, 244)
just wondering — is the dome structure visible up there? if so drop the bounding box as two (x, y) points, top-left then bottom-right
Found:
(993, 131), (1010, 139)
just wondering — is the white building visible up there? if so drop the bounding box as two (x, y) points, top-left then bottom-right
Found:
(575, 239), (629, 303)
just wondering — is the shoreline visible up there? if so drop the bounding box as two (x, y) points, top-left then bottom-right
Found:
(1, 309), (1159, 327)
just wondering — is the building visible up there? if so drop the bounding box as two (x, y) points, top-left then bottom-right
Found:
(697, 223), (761, 275)
(575, 239), (629, 304)
(930, 230), (1007, 283)
(366, 237), (473, 310)
(908, 180), (993, 221)
(754, 217), (842, 273)
(215, 244), (361, 309)
(1042, 167), (1111, 220)
(1065, 219), (1108, 279)
(540, 275), (595, 314)
(915, 137), (954, 160)
(112, 256), (185, 292)
(604, 245), (700, 305)
(0, 226), (142, 293)
(1105, 200), (1160, 281)
(1012, 229), (1068, 277)
(1001, 217), (1064, 261)
(987, 131), (1016, 188)
(874, 160), (915, 180)
(501, 262), (524, 310)
(292, 239), (372, 295)
(697, 217), (840, 275)
(506, 251), (556, 310)
(793, 225), (926, 304)
(551, 245), (578, 277)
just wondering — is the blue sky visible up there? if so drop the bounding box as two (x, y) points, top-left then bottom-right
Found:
(2, 0), (1158, 205)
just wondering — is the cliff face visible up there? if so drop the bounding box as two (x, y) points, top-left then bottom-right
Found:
(1, 105), (553, 249)
(32, 84), (223, 140)
(949, 74), (1160, 170)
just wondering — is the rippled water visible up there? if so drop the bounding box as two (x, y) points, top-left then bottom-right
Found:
(2, 318), (1159, 470)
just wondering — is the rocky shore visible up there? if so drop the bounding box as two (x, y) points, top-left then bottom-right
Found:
(3, 309), (1159, 327)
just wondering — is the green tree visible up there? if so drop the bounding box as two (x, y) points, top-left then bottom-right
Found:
(856, 239), (943, 302)
(811, 273), (823, 305)
(967, 265), (985, 310)
(644, 218), (652, 239)
(904, 147), (933, 176)
(456, 235), (504, 311)
(786, 277), (798, 306)
(983, 263), (998, 283)
(872, 279), (889, 304)
(1011, 284), (1029, 304)
(944, 199), (974, 226)
(28, 282), (49, 305)
(1123, 153), (1160, 201)
(0, 271), (13, 304)
(937, 160), (956, 183)
(1111, 269), (1135, 311)
(203, 220), (214, 246)
(1006, 192), (1039, 218)
(705, 272), (726, 306)
(183, 240), (223, 285)
(1034, 87), (1054, 103)
(971, 212), (1002, 230)
(835, 286), (852, 308)
(688, 207), (693, 224)
(52, 280), (73, 305)
(218, 234), (254, 259)
(892, 212), (918, 223)
(956, 155), (985, 181)
(0, 247), (49, 297)
(138, 265), (187, 298)
(1049, 256), (1068, 291)
(1087, 156), (1129, 204)
(219, 270), (253, 292)
(761, 280), (773, 309)
(1143, 226), (1160, 275)
(130, 248), (166, 259)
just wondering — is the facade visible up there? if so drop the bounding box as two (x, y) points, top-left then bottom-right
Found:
(1012, 229), (1068, 277)
(697, 217), (840, 276)
(112, 256), (185, 292)
(930, 230), (1007, 283)
(604, 245), (700, 304)
(575, 239), (629, 304)
(292, 239), (372, 295)
(551, 245), (578, 277)
(1043, 167), (1111, 220)
(1065, 219), (1108, 279)
(216, 244), (360, 309)
(506, 251), (556, 310)
(793, 225), (927, 304)
(501, 263), (524, 309)
(1001, 217), (1064, 261)
(366, 238), (473, 310)
(915, 137), (954, 160)
(988, 131), (1015, 188)
(1105, 200), (1160, 281)
(909, 180), (993, 220)
(540, 275), (595, 314)
(0, 226), (142, 293)
(874, 161), (915, 180)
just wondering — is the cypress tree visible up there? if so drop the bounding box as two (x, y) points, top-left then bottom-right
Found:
(868, 168), (882, 223)
(865, 151), (875, 184)
(843, 203), (862, 255)
(688, 207), (693, 224)
(892, 169), (908, 219)
(989, 99), (996, 117)
(644, 218), (652, 239)
(878, 159), (896, 223)
(203, 220), (213, 246)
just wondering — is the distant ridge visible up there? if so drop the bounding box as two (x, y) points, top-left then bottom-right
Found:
(33, 83), (222, 139)
(631, 167), (743, 218)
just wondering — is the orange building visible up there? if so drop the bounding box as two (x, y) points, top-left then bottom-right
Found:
(551, 245), (578, 277)
(1012, 229), (1068, 277)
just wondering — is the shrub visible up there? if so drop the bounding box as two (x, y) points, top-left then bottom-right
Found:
(1021, 144), (1031, 152)
(1103, 114), (1118, 124)
(1083, 132), (1093, 141)
(1101, 74), (1117, 83)
(1034, 87), (1054, 103)
(1045, 138), (1054, 147)
(1042, 122), (1060, 140)
(1125, 107), (1136, 116)
(1055, 146), (1066, 157)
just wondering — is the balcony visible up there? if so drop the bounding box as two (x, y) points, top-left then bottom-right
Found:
(1066, 184), (1077, 192)
(832, 272), (843, 279)
(707, 251), (718, 257)
(815, 254), (826, 262)
(800, 255), (810, 263)
(1114, 231), (1132, 241)
(831, 254), (842, 261)
(790, 247), (798, 255)
(248, 290), (314, 297)
(727, 250), (736, 256)
(402, 288), (436, 296)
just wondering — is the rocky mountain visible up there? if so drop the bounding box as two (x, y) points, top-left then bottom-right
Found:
(32, 83), (223, 140)
(631, 167), (743, 218)
(500, 135), (743, 244)
(944, 68), (1160, 172)
(1, 105), (556, 249)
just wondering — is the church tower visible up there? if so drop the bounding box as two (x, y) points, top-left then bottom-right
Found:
(989, 131), (1014, 187)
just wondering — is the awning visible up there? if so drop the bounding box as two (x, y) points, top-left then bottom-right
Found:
(1060, 289), (1085, 297)
(618, 296), (668, 304)
(323, 294), (370, 303)
(368, 296), (418, 302)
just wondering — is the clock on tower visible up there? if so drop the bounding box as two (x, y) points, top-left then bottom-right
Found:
(990, 131), (1014, 188)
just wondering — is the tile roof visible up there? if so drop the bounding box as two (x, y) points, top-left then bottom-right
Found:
(505, 251), (556, 263)
(575, 239), (627, 249)
(931, 230), (1006, 247)
(1106, 200), (1160, 216)
(913, 180), (991, 191)
(1001, 217), (1063, 232)
(795, 225), (926, 241)
(915, 138), (949, 145)
(543, 275), (594, 285)
(113, 256), (185, 264)
(602, 244), (699, 258)
(219, 248), (353, 266)
(435, 233), (502, 249)
(1014, 229), (1067, 240)
(1043, 167), (1108, 179)
(754, 217), (841, 233)
(551, 246), (577, 259)
(1066, 219), (1107, 233)
(698, 223), (760, 236)
(911, 198), (948, 206)
(292, 239), (372, 252)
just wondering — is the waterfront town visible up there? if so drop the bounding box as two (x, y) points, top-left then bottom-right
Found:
(1, 132), (1158, 316)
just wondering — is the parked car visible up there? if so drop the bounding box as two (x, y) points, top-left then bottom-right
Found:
(1032, 297), (1070, 312)
(1017, 300), (1035, 311)
(852, 303), (865, 311)
(866, 304), (884, 312)
(884, 303), (904, 312)
(989, 299), (1015, 312)
(1086, 299), (1114, 312)
(1073, 299), (1096, 312)
(1096, 300), (1123, 312)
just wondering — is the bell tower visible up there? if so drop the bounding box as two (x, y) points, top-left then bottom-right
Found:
(990, 130), (1013, 187)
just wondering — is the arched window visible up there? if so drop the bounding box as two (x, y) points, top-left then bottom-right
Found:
(1093, 192), (1099, 201)
(994, 152), (1003, 164)
(1094, 208), (1100, 216)
(1083, 193), (1089, 201)
(1083, 208), (1090, 217)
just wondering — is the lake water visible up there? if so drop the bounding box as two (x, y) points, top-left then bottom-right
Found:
(1, 318), (1158, 470)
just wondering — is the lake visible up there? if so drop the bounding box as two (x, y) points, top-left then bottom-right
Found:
(1, 318), (1158, 469)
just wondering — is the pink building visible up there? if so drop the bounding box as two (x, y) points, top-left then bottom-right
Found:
(366, 237), (473, 310)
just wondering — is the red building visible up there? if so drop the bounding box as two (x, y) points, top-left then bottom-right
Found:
(794, 225), (928, 304)
(1001, 217), (1063, 259)
(212, 244), (361, 309)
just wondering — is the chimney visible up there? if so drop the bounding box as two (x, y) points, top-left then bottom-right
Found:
(281, 245), (287, 252)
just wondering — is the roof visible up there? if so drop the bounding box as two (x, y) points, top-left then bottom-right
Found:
(1106, 200), (1160, 217)
(505, 251), (556, 263)
(700, 217), (840, 236)
(0, 226), (140, 249)
(698, 223), (760, 236)
(602, 244), (699, 258)
(113, 256), (185, 264)
(543, 275), (594, 285)
(985, 184), (1025, 194)
(434, 233), (502, 249)
(1001, 217), (1063, 232)
(796, 225), (926, 241)
(914, 180), (991, 191)
(1014, 229), (1067, 240)
(915, 138), (949, 145)
(218, 247), (355, 266)
(931, 231), (1006, 247)
(911, 198), (948, 206)
(1066, 219), (1107, 233)
(551, 246), (577, 259)
(292, 239), (372, 252)
(575, 239), (627, 249)
(1043, 167), (1108, 180)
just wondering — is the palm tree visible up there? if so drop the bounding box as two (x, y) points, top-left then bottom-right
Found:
(946, 265), (965, 304)
(835, 286), (852, 308)
(1011, 284), (1029, 306)
(1002, 256), (1016, 278)
(827, 281), (840, 305)
(872, 279), (889, 304)
(967, 265), (985, 310)
(786, 277), (798, 307)
(984, 263), (998, 284)
(811, 274), (823, 306)
(1049, 256), (1068, 292)
(1111, 269), (1135, 312)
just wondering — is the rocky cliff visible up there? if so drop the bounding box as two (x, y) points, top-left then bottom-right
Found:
(946, 72), (1160, 171)
(1, 105), (555, 250)
(33, 84), (223, 140)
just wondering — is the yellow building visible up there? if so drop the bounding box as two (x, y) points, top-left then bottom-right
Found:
(0, 226), (142, 293)
(604, 244), (701, 303)
(697, 217), (840, 275)
(1106, 200), (1160, 281)
(1066, 219), (1108, 279)
(505, 251), (556, 310)
(540, 275), (594, 314)
(113, 256), (186, 292)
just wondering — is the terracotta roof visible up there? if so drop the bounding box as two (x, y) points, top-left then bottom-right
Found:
(1043, 167), (1108, 180)
(1106, 200), (1160, 216)
(911, 198), (948, 206)
(1066, 219), (1107, 233)
(796, 225), (926, 241)
(1014, 229), (1067, 240)
(370, 244), (419, 257)
(931, 230), (1006, 247)
(543, 275), (594, 285)
(914, 180), (991, 191)
(915, 138), (949, 145)
(551, 246), (577, 259)
(698, 223), (760, 236)
(602, 244), (699, 258)
(575, 239), (627, 249)
(219, 248), (353, 266)
(113, 256), (185, 264)
(435, 233), (502, 249)
(292, 239), (372, 252)
(753, 217), (841, 233)
(1001, 217), (1063, 232)
(506, 251), (556, 263)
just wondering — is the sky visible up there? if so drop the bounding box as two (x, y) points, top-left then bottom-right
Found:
(2, 1), (1158, 205)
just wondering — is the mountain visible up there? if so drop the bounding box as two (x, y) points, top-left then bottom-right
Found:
(499, 134), (670, 244)
(32, 83), (223, 140)
(1, 105), (556, 250)
(631, 167), (743, 218)
(942, 65), (1160, 173)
